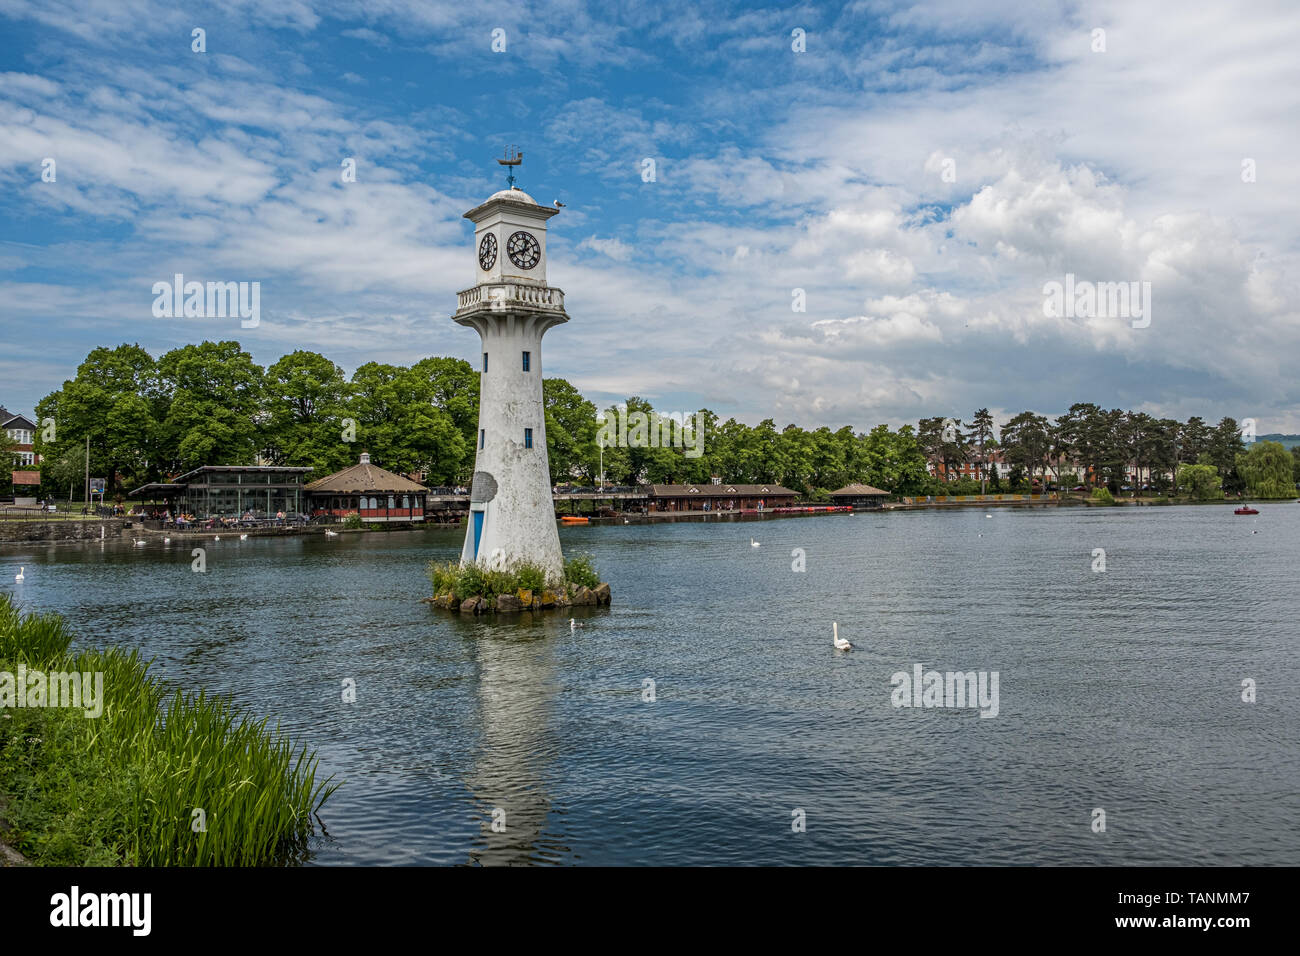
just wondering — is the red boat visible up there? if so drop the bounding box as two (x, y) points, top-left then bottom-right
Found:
(1234, 506), (1259, 515)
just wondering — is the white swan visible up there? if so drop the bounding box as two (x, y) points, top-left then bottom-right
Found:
(570, 618), (584, 631)
(240, 534), (248, 540)
(832, 621), (853, 651)
(14, 567), (23, 582)
(324, 530), (338, 537)
(163, 537), (170, 543)
(213, 535), (220, 542)
(750, 538), (760, 548)
(133, 539), (146, 546)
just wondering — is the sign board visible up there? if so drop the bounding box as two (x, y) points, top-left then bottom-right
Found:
(90, 478), (106, 494)
(11, 470), (40, 486)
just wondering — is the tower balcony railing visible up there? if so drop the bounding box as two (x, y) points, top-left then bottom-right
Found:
(456, 283), (566, 314)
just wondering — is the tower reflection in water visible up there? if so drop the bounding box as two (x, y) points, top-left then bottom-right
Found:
(464, 621), (568, 865)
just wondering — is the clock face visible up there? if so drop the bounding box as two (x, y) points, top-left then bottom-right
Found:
(507, 231), (541, 270)
(478, 233), (497, 271)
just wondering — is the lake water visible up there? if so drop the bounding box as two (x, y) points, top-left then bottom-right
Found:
(3, 503), (1297, 865)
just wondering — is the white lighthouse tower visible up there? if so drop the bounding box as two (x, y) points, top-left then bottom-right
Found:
(454, 150), (567, 581)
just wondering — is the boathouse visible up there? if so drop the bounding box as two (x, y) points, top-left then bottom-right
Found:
(304, 453), (428, 523)
(645, 483), (799, 513)
(828, 483), (891, 509)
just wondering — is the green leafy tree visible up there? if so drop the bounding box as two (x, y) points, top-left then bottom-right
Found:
(1204, 417), (1247, 494)
(543, 377), (598, 485)
(597, 397), (685, 485)
(34, 344), (160, 495)
(858, 423), (928, 493)
(348, 362), (466, 483)
(1178, 416), (1211, 465)
(1056, 403), (1103, 486)
(1122, 411), (1161, 496)
(778, 424), (817, 492)
(0, 428), (17, 496)
(1177, 463), (1223, 500)
(967, 408), (995, 493)
(262, 351), (354, 474)
(1095, 408), (1130, 492)
(1005, 463), (1026, 492)
(1235, 440), (1295, 498)
(917, 416), (966, 482)
(1151, 418), (1180, 495)
(410, 356), (480, 471)
(156, 341), (264, 470)
(1000, 411), (1051, 488)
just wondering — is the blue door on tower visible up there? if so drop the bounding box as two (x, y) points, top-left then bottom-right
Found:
(472, 510), (484, 558)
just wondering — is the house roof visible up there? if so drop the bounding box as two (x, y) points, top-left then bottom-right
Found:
(304, 458), (427, 494)
(646, 483), (799, 498)
(829, 483), (891, 497)
(1, 408), (36, 430)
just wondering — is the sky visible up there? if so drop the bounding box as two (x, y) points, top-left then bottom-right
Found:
(1, 0), (1298, 434)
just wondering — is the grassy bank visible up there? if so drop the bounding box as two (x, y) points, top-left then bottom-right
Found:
(0, 596), (336, 865)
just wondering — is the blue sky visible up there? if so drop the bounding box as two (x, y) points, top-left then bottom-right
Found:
(2, 0), (1298, 432)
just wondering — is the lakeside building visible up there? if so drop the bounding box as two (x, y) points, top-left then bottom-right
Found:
(828, 483), (891, 509)
(930, 451), (1014, 481)
(927, 452), (1174, 490)
(129, 465), (313, 517)
(2, 408), (41, 498)
(1, 408), (39, 468)
(304, 453), (428, 523)
(645, 483), (799, 513)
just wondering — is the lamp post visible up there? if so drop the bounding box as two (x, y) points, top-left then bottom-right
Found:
(596, 413), (606, 495)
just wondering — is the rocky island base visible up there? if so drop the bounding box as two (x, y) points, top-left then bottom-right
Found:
(423, 581), (611, 614)
(424, 555), (611, 615)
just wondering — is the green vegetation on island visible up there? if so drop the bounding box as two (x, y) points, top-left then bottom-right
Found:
(426, 554), (607, 613)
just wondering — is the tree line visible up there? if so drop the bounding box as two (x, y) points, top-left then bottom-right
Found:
(11, 342), (1300, 500)
(921, 405), (1297, 498)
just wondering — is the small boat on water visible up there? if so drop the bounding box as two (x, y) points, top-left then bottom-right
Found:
(560, 516), (590, 524)
(1234, 506), (1259, 515)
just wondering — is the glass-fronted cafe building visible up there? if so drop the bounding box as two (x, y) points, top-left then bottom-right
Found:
(130, 466), (313, 518)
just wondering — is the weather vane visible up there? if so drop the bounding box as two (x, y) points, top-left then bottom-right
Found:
(497, 145), (522, 189)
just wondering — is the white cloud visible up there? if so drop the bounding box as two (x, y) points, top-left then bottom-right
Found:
(577, 236), (633, 261)
(2, 0), (1299, 432)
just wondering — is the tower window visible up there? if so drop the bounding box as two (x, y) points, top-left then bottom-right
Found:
(522, 351), (530, 372)
(524, 428), (533, 449)
(483, 352), (488, 372)
(479, 429), (485, 449)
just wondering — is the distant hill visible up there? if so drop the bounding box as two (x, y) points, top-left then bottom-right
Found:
(1259, 434), (1300, 450)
